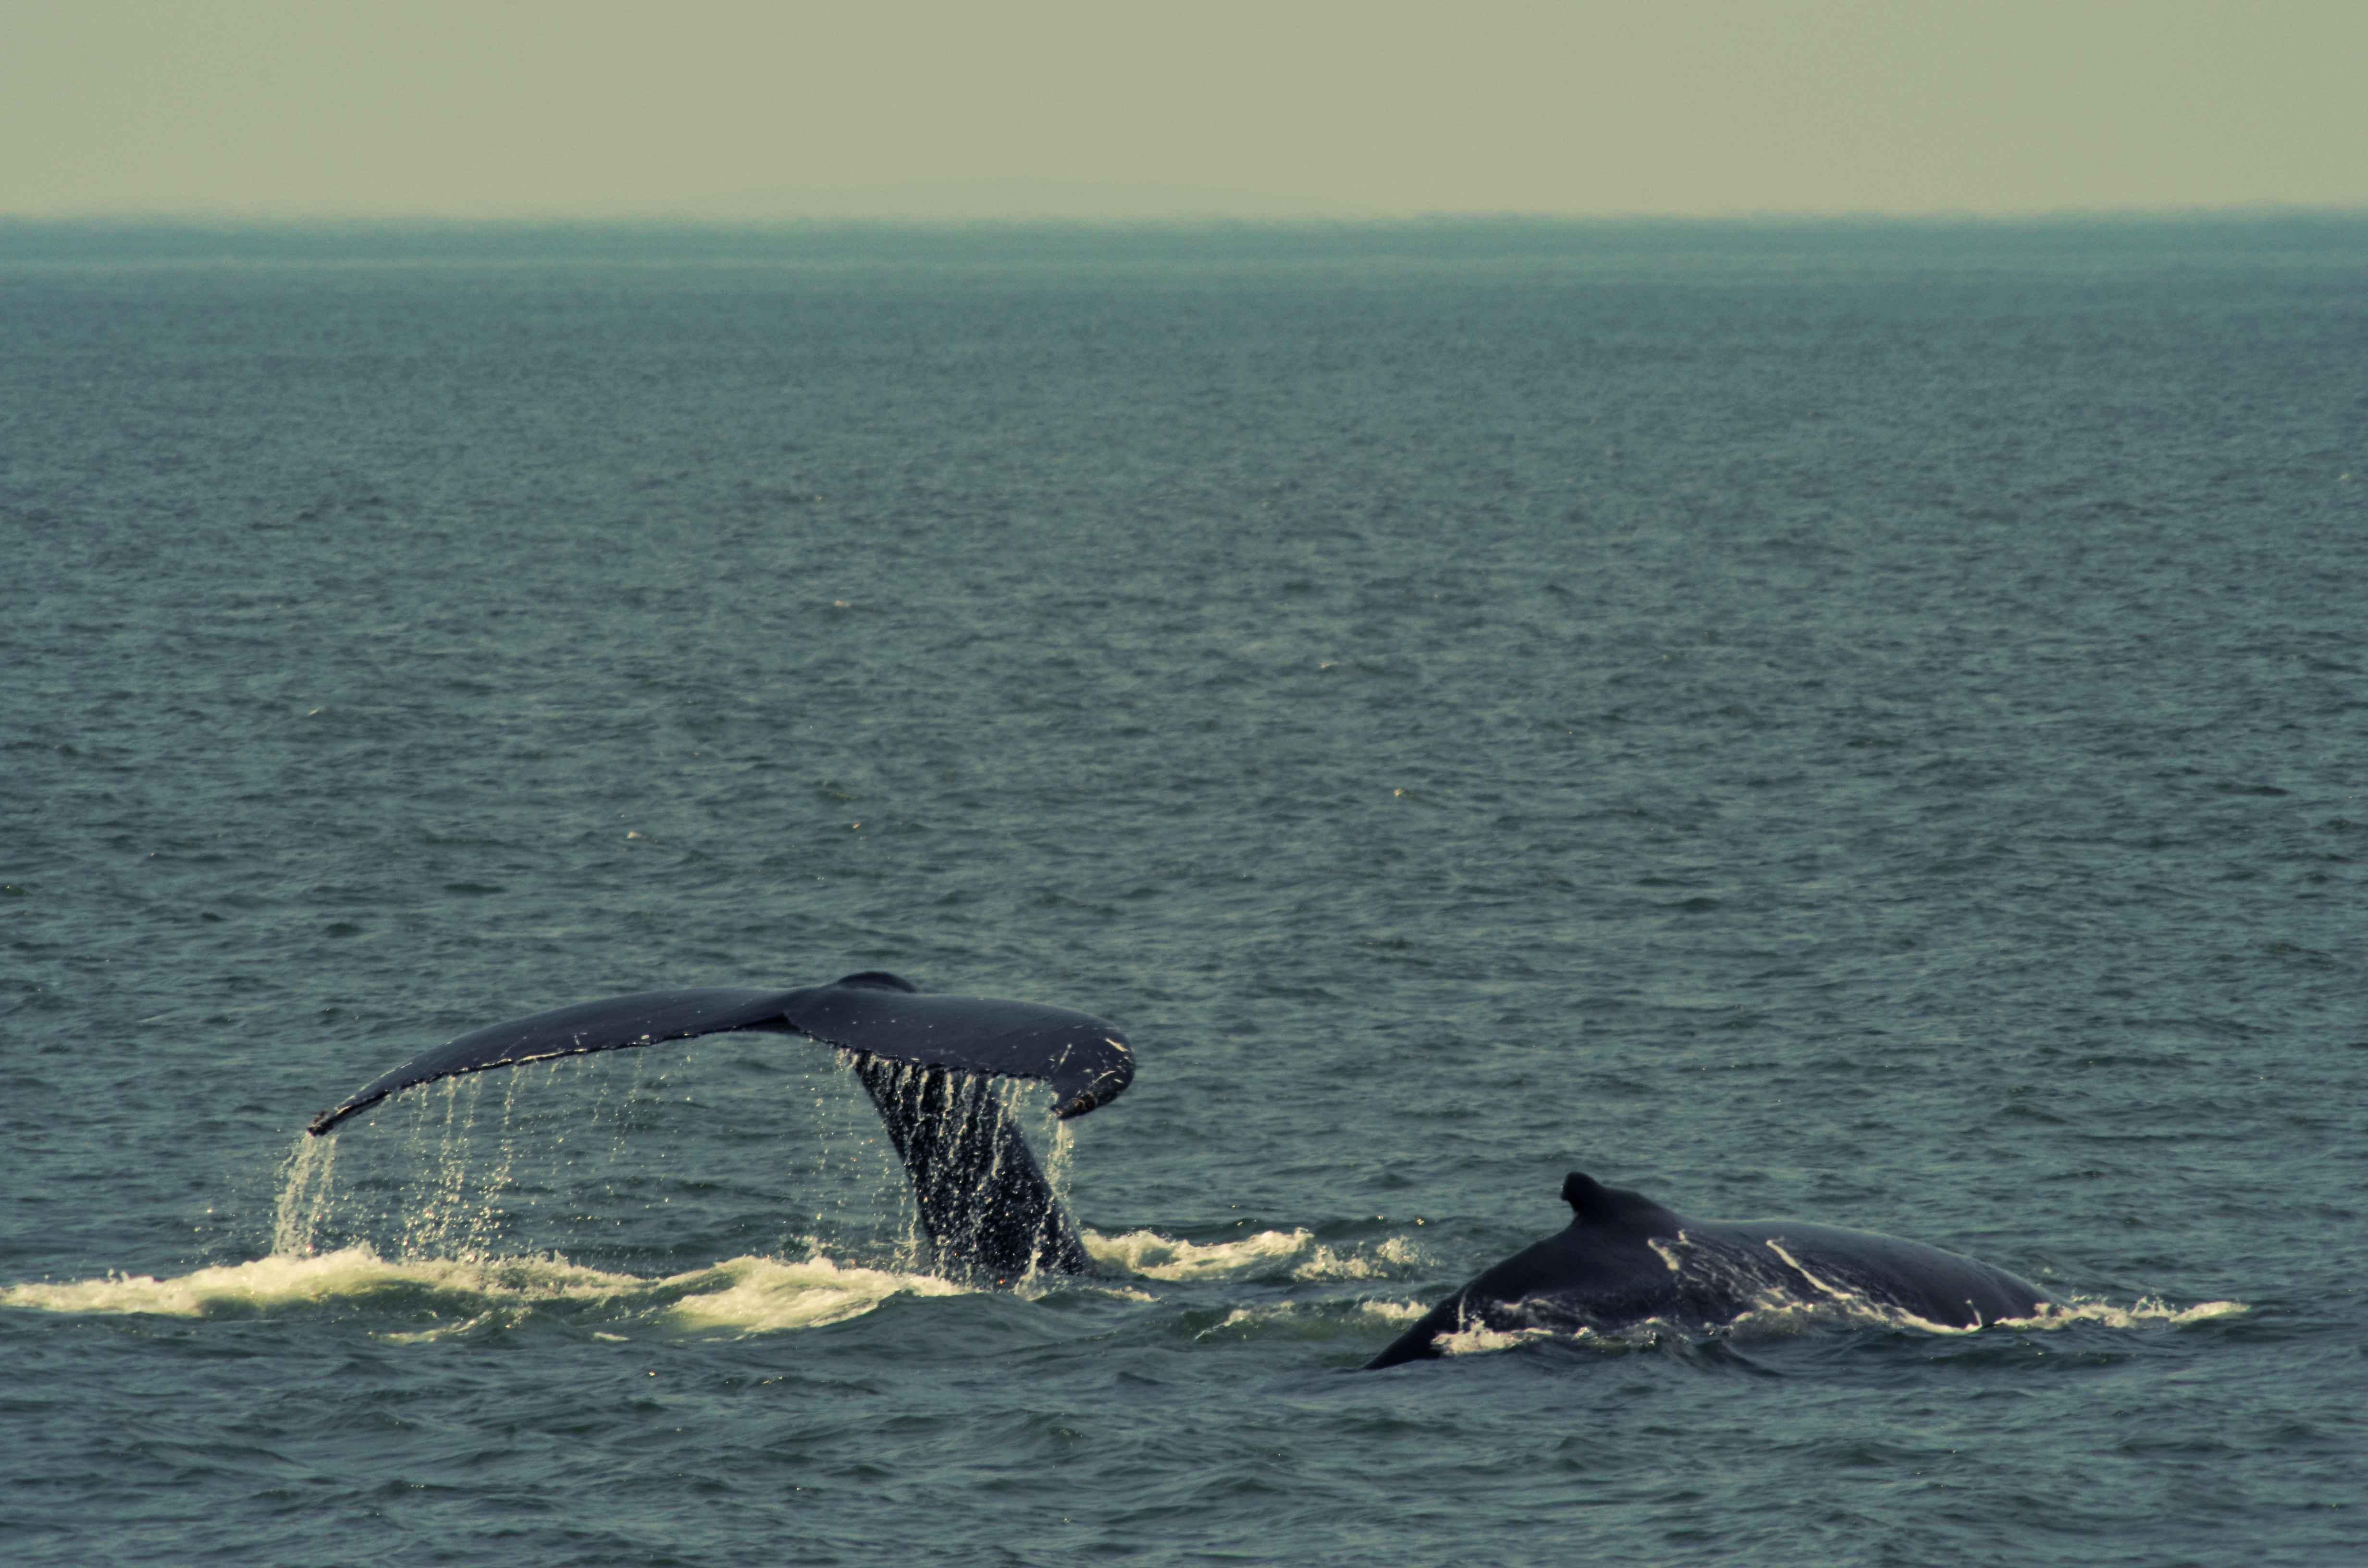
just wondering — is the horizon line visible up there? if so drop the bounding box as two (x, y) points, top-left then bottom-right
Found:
(7, 202), (2366, 229)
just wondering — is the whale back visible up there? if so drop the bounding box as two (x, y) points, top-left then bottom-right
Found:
(1366, 1171), (2045, 1368)
(1365, 1170), (1691, 1368)
(1709, 1220), (2044, 1329)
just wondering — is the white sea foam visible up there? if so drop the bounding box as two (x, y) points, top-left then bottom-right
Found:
(1190, 1296), (1430, 1341)
(1292, 1235), (1425, 1281)
(1085, 1227), (1314, 1280)
(1198, 1305), (1263, 1338)
(1434, 1323), (1557, 1356)
(1083, 1227), (1422, 1282)
(1359, 1298), (1430, 1324)
(2022, 1296), (2248, 1329)
(661, 1254), (964, 1333)
(1732, 1290), (2252, 1336)
(1409, 1289), (2252, 1360)
(0, 1246), (965, 1335)
(0, 1247), (642, 1319)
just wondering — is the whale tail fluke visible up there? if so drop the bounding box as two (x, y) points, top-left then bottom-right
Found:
(305, 972), (1131, 1282)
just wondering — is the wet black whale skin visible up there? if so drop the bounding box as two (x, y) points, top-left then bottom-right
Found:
(1368, 1171), (2046, 1368)
(307, 971), (1133, 1284)
(309, 971), (1133, 1135)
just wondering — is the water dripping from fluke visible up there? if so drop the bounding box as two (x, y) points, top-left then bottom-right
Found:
(284, 971), (1129, 1292)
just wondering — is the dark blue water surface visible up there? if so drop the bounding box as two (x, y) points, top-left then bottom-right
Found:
(5, 218), (2365, 1566)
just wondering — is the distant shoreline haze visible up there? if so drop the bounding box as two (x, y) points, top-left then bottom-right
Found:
(3, 210), (2364, 270)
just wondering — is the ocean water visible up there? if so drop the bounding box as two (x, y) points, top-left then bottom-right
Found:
(4, 217), (2364, 1566)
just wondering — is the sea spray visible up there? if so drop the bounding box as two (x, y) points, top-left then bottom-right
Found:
(258, 1046), (943, 1276)
(809, 1047), (912, 1255)
(270, 1132), (339, 1257)
(1041, 1089), (1077, 1199)
(398, 1074), (493, 1259)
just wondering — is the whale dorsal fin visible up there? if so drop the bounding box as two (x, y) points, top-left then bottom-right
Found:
(1560, 1170), (1677, 1229)
(1561, 1170), (1617, 1219)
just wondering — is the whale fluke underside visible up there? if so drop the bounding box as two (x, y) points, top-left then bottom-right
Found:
(307, 972), (1133, 1136)
(303, 971), (1134, 1285)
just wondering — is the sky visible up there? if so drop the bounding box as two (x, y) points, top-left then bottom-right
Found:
(3, 0), (2363, 220)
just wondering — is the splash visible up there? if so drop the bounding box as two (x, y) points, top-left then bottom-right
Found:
(1041, 1112), (1076, 1200)
(397, 1074), (514, 1260)
(849, 1057), (1084, 1280)
(3, 1043), (1060, 1336)
(260, 1047), (941, 1267)
(270, 1132), (339, 1256)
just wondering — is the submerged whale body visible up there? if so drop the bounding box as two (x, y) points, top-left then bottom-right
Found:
(308, 971), (1132, 1286)
(1367, 1171), (2047, 1369)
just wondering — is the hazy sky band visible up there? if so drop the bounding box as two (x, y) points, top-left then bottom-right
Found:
(6, 1), (2363, 219)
